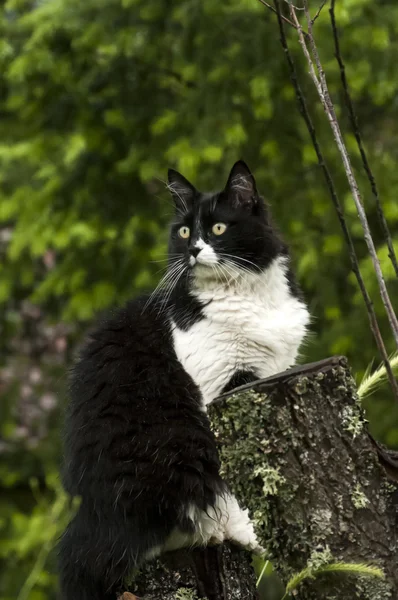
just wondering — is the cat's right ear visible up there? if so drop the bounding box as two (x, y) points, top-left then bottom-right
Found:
(167, 169), (196, 214)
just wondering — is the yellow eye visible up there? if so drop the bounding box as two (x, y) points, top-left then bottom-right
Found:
(178, 226), (190, 239)
(212, 223), (227, 236)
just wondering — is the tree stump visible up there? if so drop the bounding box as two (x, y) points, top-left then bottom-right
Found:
(125, 544), (257, 600)
(209, 356), (398, 599)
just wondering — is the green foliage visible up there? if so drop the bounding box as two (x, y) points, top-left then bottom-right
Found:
(1, 0), (398, 598)
(357, 353), (398, 400)
(0, 475), (77, 600)
(282, 560), (384, 600)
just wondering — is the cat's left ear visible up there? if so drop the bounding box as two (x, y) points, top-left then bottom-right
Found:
(225, 160), (258, 211)
(167, 169), (196, 214)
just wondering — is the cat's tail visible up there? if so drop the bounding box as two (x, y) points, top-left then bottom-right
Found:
(58, 506), (146, 600)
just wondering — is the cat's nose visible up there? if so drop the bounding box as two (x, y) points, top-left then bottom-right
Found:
(189, 247), (201, 258)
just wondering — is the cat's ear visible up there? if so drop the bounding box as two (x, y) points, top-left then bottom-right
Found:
(167, 169), (196, 214)
(225, 160), (257, 211)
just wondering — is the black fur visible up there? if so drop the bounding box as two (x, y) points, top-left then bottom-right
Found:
(221, 370), (258, 394)
(59, 296), (226, 599)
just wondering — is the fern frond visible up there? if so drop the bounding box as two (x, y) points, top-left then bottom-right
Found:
(357, 353), (398, 400)
(284, 567), (312, 594)
(282, 561), (384, 599)
(317, 562), (384, 578)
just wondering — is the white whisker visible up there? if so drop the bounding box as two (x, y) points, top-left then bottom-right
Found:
(157, 264), (187, 317)
(142, 259), (185, 314)
(220, 253), (263, 272)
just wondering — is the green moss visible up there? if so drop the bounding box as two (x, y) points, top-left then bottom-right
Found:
(211, 390), (276, 546)
(351, 483), (370, 509)
(381, 480), (397, 495)
(355, 574), (392, 599)
(293, 377), (309, 395)
(307, 545), (334, 570)
(341, 405), (365, 438)
(174, 588), (199, 600)
(310, 508), (334, 538)
(253, 465), (285, 496)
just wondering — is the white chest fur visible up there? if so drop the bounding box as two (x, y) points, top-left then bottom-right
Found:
(172, 257), (310, 406)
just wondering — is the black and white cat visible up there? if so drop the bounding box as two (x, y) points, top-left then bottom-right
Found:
(59, 161), (309, 600)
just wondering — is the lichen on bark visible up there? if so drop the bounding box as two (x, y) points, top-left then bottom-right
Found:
(126, 543), (257, 600)
(209, 357), (398, 599)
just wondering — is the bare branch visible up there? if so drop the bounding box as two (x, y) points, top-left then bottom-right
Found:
(256, 0), (299, 31)
(291, 0), (398, 349)
(312, 0), (327, 24)
(330, 0), (398, 279)
(284, 0), (305, 10)
(272, 0), (398, 403)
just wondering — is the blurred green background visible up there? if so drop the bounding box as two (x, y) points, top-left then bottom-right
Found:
(1, 0), (398, 598)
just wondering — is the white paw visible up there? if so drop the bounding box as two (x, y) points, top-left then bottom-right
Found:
(226, 519), (264, 554)
(222, 496), (265, 555)
(180, 495), (265, 556)
(244, 538), (266, 556)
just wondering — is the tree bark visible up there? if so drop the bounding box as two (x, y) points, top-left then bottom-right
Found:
(209, 356), (398, 599)
(123, 544), (258, 600)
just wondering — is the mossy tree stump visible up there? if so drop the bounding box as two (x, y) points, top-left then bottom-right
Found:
(209, 356), (398, 599)
(125, 544), (257, 600)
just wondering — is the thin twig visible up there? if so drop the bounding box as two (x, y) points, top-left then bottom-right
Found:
(312, 0), (327, 24)
(330, 0), (398, 279)
(257, 0), (299, 31)
(292, 0), (398, 349)
(283, 0), (305, 10)
(272, 0), (398, 403)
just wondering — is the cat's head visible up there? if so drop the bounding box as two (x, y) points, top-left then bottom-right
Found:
(167, 160), (286, 280)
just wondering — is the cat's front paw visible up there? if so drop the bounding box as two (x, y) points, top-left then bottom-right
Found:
(244, 538), (266, 557)
(227, 528), (266, 556)
(209, 530), (265, 556)
(224, 511), (264, 553)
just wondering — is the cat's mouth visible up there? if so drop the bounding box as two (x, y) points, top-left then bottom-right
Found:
(191, 261), (228, 285)
(190, 258), (218, 270)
